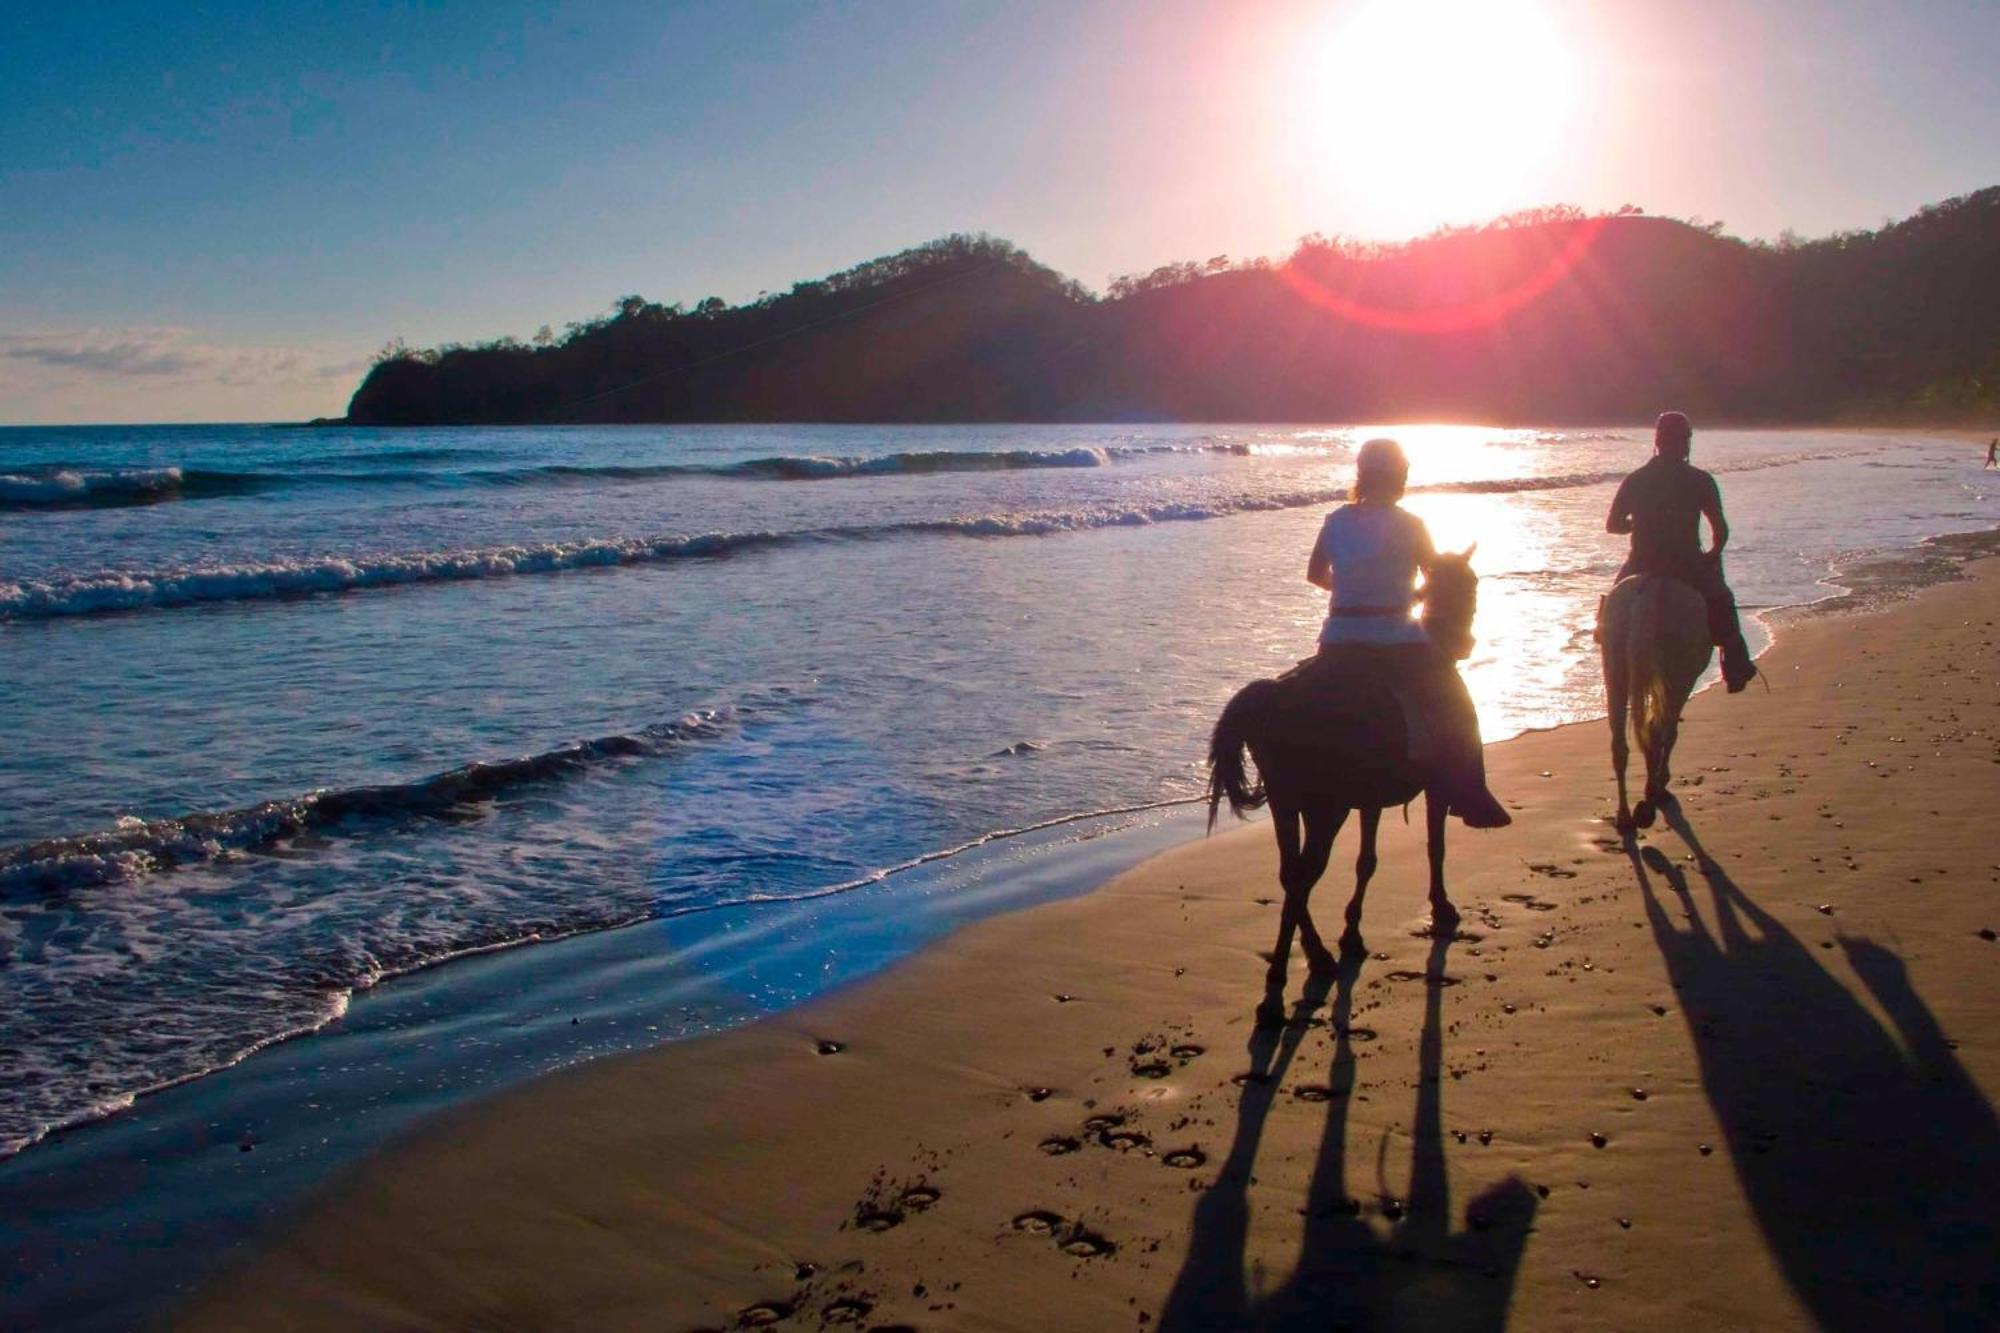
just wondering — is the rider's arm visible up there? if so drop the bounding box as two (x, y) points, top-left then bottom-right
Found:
(1605, 476), (1635, 534)
(1307, 514), (1335, 590)
(1307, 545), (1333, 590)
(1411, 514), (1438, 573)
(1701, 476), (1729, 557)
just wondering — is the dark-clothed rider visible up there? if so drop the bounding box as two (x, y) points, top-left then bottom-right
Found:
(1605, 412), (1757, 692)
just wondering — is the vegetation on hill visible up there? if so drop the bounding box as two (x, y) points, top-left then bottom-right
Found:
(342, 189), (2000, 426)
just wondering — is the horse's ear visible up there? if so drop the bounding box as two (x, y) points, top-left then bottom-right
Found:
(1459, 542), (1477, 561)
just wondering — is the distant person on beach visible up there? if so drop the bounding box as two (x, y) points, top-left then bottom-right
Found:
(1606, 412), (1757, 692)
(1307, 438), (1511, 827)
(1985, 437), (1996, 469)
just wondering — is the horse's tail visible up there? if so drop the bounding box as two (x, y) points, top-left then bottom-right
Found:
(1631, 658), (1671, 770)
(1627, 585), (1672, 769)
(1207, 679), (1277, 829)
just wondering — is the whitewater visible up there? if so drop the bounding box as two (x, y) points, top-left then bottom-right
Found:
(0, 420), (1992, 1159)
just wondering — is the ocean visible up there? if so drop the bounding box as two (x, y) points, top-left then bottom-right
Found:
(1, 421), (1993, 1173)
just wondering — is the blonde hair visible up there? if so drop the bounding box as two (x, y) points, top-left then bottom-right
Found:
(1353, 437), (1409, 502)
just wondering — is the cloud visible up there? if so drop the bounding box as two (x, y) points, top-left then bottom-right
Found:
(0, 327), (367, 423)
(0, 327), (332, 384)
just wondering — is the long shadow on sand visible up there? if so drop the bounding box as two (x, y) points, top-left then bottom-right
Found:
(1631, 803), (1999, 1330)
(1160, 937), (1537, 1332)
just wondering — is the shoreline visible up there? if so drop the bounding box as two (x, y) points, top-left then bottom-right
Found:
(184, 555), (2000, 1330)
(0, 802), (1217, 1331)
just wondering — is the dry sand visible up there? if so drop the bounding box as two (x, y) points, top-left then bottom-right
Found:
(184, 560), (2000, 1332)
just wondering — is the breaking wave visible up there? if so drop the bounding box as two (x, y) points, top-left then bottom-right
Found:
(0, 466), (274, 510)
(0, 711), (733, 896)
(0, 446), (1127, 513)
(1, 449), (1858, 622)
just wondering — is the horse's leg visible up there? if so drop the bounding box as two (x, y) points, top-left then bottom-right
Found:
(1339, 806), (1378, 951)
(1259, 802), (1305, 1021)
(1647, 700), (1677, 802)
(1426, 789), (1459, 930)
(1652, 681), (1694, 802)
(1604, 641), (1634, 832)
(1293, 804), (1345, 974)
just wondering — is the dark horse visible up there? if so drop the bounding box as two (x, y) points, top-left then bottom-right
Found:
(1207, 550), (1480, 1020)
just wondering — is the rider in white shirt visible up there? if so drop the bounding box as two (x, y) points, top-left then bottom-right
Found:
(1307, 438), (1510, 828)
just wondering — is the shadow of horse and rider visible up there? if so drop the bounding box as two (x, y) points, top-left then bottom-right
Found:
(1191, 550), (1998, 1327)
(1158, 934), (1539, 1333)
(1628, 801), (1999, 1330)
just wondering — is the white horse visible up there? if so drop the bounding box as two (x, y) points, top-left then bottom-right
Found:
(1601, 575), (1712, 831)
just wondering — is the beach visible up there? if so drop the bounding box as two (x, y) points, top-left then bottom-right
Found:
(8, 1), (1998, 1324)
(184, 552), (2000, 1331)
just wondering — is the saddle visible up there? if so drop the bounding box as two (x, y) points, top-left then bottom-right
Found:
(1275, 646), (1445, 769)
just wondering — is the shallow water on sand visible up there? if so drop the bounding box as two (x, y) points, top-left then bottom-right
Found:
(1, 421), (1993, 1157)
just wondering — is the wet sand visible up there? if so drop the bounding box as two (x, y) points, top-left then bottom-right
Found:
(185, 558), (2000, 1332)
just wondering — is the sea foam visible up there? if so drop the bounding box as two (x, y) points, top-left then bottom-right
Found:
(0, 711), (732, 895)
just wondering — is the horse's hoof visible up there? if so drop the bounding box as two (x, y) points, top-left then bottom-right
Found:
(1431, 903), (1461, 933)
(1633, 799), (1656, 829)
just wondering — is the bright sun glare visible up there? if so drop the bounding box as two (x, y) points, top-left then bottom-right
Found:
(1287, 0), (1584, 235)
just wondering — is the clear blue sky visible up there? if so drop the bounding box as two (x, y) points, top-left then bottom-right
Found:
(3, 0), (1995, 422)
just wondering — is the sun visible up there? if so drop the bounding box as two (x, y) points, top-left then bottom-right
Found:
(1281, 0), (1585, 236)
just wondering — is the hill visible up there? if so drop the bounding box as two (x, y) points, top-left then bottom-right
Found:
(341, 190), (2000, 426)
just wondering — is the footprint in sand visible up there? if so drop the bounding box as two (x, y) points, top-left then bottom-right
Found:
(1038, 1135), (1082, 1156)
(1292, 1085), (1339, 1103)
(1163, 1147), (1207, 1169)
(1501, 893), (1559, 911)
(736, 1301), (794, 1325)
(821, 1297), (874, 1324)
(1098, 1128), (1152, 1152)
(899, 1186), (940, 1211)
(1010, 1210), (1117, 1257)
(1170, 1043), (1205, 1060)
(1527, 863), (1579, 878)
(1059, 1225), (1118, 1257)
(1130, 1059), (1172, 1079)
(853, 1209), (903, 1233)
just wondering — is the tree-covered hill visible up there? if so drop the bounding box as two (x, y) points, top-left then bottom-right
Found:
(341, 189), (2000, 426)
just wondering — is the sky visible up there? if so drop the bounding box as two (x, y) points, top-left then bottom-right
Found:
(2, 0), (1995, 424)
